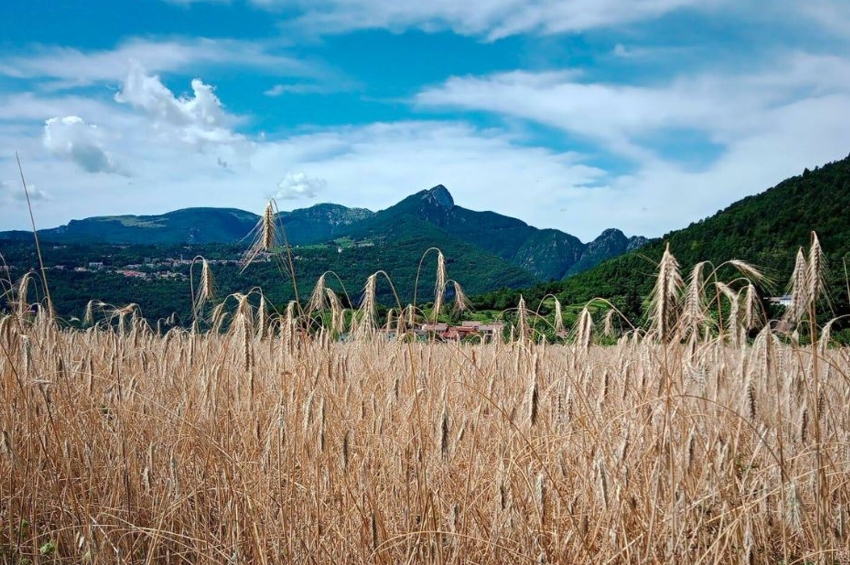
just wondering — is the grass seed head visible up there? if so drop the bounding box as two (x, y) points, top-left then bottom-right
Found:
(650, 244), (684, 342)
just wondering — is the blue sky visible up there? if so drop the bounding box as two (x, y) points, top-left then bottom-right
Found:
(1, 0), (850, 240)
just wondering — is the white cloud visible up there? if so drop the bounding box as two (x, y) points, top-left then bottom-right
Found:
(415, 53), (850, 236)
(416, 54), (850, 162)
(147, 0), (850, 43)
(612, 44), (631, 57)
(0, 114), (607, 239)
(265, 83), (331, 96)
(250, 121), (605, 234)
(274, 171), (327, 199)
(4, 49), (850, 244)
(0, 38), (310, 89)
(611, 43), (656, 58)
(0, 181), (18, 202)
(115, 65), (242, 145)
(792, 0), (850, 37)
(418, 70), (715, 161)
(245, 0), (727, 40)
(42, 116), (124, 175)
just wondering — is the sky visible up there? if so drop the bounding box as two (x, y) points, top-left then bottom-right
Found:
(1, 1), (850, 241)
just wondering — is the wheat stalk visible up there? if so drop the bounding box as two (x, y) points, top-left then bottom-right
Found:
(433, 250), (447, 321)
(575, 306), (593, 350)
(451, 281), (469, 314)
(16, 272), (33, 321)
(553, 298), (564, 335)
(650, 244), (684, 342)
(357, 273), (378, 336)
(517, 295), (529, 344)
(680, 261), (708, 341)
(242, 201), (278, 269)
(742, 283), (763, 331)
(308, 273), (328, 313)
(326, 288), (346, 335)
(786, 247), (809, 324)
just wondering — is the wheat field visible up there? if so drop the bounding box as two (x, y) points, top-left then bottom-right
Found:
(2, 232), (850, 564)
(2, 314), (849, 563)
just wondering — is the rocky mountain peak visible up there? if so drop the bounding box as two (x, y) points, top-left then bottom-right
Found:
(592, 228), (627, 245)
(422, 185), (454, 208)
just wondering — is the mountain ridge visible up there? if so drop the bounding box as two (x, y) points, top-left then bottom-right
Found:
(0, 186), (644, 281)
(343, 184), (645, 280)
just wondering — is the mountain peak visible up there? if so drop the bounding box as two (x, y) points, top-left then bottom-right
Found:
(422, 185), (454, 208)
(594, 228), (626, 242)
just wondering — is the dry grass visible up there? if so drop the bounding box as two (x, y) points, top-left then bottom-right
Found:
(2, 315), (849, 564)
(1, 232), (849, 564)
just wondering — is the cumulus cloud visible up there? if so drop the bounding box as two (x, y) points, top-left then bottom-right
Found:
(42, 116), (124, 174)
(274, 171), (327, 200)
(115, 64), (241, 145)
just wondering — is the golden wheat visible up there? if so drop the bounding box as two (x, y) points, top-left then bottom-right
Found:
(2, 236), (849, 565)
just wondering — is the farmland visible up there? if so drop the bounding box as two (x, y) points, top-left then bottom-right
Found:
(1, 235), (849, 564)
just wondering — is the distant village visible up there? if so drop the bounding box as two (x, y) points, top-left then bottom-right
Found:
(69, 257), (247, 282)
(0, 252), (274, 282)
(378, 320), (506, 342)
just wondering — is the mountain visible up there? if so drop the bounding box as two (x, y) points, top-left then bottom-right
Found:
(327, 214), (539, 298)
(0, 208), (259, 245)
(1, 186), (642, 281)
(565, 228), (648, 277)
(341, 184), (645, 280)
(278, 203), (374, 244)
(475, 153), (850, 321)
(1, 205), (374, 246)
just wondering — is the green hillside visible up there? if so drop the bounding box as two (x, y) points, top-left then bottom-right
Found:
(474, 153), (850, 322)
(342, 184), (644, 280)
(1, 184), (651, 323)
(0, 185), (644, 293)
(0, 218), (537, 323)
(38, 208), (260, 244)
(0, 204), (375, 247)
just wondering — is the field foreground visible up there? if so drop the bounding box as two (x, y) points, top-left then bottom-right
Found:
(1, 317), (849, 564)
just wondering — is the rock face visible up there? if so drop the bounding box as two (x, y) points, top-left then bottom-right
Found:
(512, 229), (585, 280)
(626, 235), (649, 252)
(278, 204), (375, 243)
(422, 185), (455, 208)
(564, 228), (648, 276)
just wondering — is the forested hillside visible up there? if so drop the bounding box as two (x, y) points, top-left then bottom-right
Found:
(474, 154), (850, 322)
